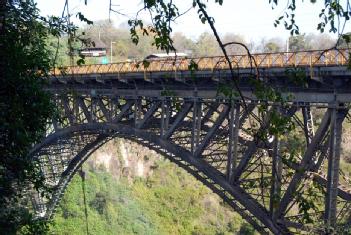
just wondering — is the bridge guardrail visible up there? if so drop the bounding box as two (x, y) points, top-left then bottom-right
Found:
(52, 48), (350, 76)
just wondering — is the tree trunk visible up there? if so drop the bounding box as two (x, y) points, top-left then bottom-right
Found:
(0, 0), (6, 82)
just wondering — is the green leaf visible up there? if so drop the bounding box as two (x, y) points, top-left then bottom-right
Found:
(76, 12), (93, 25)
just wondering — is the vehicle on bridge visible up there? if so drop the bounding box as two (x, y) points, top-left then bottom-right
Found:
(79, 39), (107, 57)
(145, 52), (188, 60)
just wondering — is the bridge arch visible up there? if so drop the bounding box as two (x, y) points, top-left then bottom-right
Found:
(30, 122), (284, 234)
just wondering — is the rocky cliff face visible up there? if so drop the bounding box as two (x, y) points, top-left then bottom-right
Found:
(86, 133), (351, 194)
(87, 138), (161, 180)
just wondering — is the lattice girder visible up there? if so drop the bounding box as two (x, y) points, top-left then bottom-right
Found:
(28, 92), (351, 234)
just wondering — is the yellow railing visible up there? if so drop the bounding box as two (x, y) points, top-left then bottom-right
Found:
(52, 49), (350, 76)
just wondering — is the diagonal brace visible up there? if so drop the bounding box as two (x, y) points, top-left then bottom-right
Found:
(136, 101), (160, 129)
(61, 96), (75, 125)
(76, 97), (93, 123)
(276, 109), (332, 218)
(162, 102), (193, 139)
(194, 105), (229, 157)
(96, 98), (111, 122)
(112, 100), (134, 122)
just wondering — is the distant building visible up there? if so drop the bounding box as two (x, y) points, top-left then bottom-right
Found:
(145, 52), (188, 60)
(79, 39), (107, 57)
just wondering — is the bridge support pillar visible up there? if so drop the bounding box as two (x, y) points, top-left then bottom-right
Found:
(160, 98), (170, 136)
(134, 97), (142, 127)
(91, 96), (97, 123)
(270, 137), (282, 220)
(324, 106), (344, 231)
(227, 101), (240, 183)
(302, 104), (314, 146)
(62, 96), (75, 125)
(191, 99), (202, 155)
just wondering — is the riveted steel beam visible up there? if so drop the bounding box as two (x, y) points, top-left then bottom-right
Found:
(324, 106), (348, 230)
(77, 96), (92, 123)
(191, 99), (202, 155)
(277, 109), (332, 218)
(194, 105), (229, 157)
(302, 105), (314, 146)
(227, 102), (241, 183)
(136, 100), (160, 129)
(162, 102), (193, 139)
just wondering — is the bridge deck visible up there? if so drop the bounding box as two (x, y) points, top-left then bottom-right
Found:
(48, 49), (351, 103)
(52, 49), (350, 75)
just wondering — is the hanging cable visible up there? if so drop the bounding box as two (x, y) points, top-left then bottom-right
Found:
(79, 168), (89, 235)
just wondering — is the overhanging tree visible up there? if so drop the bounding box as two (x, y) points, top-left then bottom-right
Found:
(0, 0), (84, 233)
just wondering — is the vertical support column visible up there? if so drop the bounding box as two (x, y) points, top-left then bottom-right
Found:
(270, 137), (282, 219)
(165, 98), (170, 131)
(52, 95), (60, 130)
(90, 90), (97, 123)
(191, 98), (202, 155)
(160, 98), (166, 137)
(110, 97), (115, 120)
(72, 95), (78, 124)
(324, 106), (344, 230)
(114, 97), (121, 120)
(108, 96), (113, 120)
(75, 96), (81, 123)
(91, 96), (96, 123)
(196, 101), (202, 148)
(134, 97), (142, 127)
(302, 105), (314, 146)
(161, 97), (171, 136)
(227, 101), (240, 183)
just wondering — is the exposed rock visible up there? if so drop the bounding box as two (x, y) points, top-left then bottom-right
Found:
(87, 138), (160, 180)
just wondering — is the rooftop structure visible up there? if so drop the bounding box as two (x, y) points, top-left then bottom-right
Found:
(79, 39), (107, 57)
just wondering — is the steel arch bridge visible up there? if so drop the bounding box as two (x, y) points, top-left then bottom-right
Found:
(29, 49), (351, 234)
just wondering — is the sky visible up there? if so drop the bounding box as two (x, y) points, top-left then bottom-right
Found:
(35, 0), (351, 42)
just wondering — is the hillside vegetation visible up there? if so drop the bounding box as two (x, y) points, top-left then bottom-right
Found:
(50, 139), (256, 235)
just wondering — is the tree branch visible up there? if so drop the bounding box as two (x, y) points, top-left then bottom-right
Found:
(195, 0), (254, 126)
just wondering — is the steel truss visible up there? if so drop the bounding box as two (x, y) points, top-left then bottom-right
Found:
(29, 93), (351, 234)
